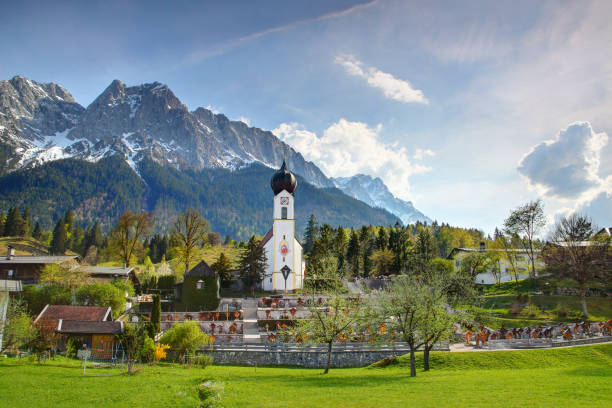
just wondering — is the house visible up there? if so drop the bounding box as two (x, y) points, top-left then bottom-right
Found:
(0, 279), (22, 350)
(34, 305), (122, 354)
(447, 242), (544, 284)
(174, 260), (220, 311)
(0, 246), (79, 283)
(75, 265), (139, 286)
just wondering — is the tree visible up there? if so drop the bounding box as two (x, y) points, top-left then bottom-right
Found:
(207, 232), (222, 246)
(109, 211), (154, 267)
(139, 256), (158, 293)
(366, 276), (429, 377)
(32, 222), (42, 240)
(150, 294), (161, 337)
(346, 230), (361, 277)
(543, 213), (611, 319)
(293, 291), (363, 374)
(159, 321), (211, 364)
(75, 283), (126, 318)
(238, 236), (267, 296)
(27, 324), (60, 363)
(39, 263), (88, 290)
(171, 209), (210, 274)
(1, 298), (35, 353)
(375, 226), (388, 250)
(415, 229), (437, 265)
(22, 207), (32, 237)
(303, 214), (318, 255)
(50, 220), (67, 255)
(370, 249), (394, 277)
(459, 251), (499, 279)
(116, 322), (147, 373)
(4, 207), (24, 237)
(504, 200), (546, 280)
(212, 252), (232, 287)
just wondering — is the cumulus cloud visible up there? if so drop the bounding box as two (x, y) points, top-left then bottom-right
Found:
(334, 54), (428, 104)
(273, 119), (431, 200)
(577, 189), (612, 228)
(518, 122), (608, 198)
(414, 148), (435, 160)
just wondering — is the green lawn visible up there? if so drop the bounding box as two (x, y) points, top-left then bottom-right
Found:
(1, 344), (611, 407)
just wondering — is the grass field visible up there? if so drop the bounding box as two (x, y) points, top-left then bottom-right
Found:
(1, 344), (611, 407)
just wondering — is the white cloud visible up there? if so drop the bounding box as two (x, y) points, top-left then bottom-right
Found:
(273, 119), (430, 200)
(334, 54), (428, 104)
(414, 148), (435, 160)
(518, 122), (608, 199)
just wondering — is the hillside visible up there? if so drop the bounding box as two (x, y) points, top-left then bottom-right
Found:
(0, 155), (400, 239)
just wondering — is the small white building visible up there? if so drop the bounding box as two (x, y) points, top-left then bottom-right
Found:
(447, 244), (544, 285)
(260, 160), (305, 292)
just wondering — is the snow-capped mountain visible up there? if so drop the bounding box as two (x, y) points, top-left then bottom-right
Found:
(0, 76), (332, 187)
(0, 75), (431, 226)
(332, 174), (431, 225)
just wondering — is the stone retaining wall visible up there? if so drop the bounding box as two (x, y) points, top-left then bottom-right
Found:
(202, 349), (407, 368)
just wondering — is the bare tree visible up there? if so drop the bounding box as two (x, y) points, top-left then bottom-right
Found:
(109, 211), (154, 267)
(543, 213), (611, 319)
(171, 209), (210, 274)
(504, 200), (546, 280)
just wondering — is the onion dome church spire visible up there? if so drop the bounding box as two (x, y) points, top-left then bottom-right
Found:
(270, 159), (297, 195)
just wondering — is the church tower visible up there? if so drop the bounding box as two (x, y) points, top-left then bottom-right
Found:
(261, 160), (304, 292)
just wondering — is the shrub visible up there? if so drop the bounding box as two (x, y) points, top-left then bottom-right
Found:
(66, 337), (79, 359)
(521, 303), (541, 318)
(159, 321), (211, 364)
(193, 354), (214, 369)
(140, 337), (155, 363)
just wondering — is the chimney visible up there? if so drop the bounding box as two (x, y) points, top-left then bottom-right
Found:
(6, 245), (15, 260)
(479, 242), (485, 251)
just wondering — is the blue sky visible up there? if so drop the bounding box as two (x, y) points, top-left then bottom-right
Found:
(2, 0), (611, 234)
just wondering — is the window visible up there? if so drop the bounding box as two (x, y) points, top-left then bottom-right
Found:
(8, 269), (14, 277)
(196, 280), (204, 290)
(281, 207), (287, 219)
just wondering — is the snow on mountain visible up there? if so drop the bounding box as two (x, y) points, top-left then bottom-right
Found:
(332, 174), (431, 225)
(1, 75), (433, 223)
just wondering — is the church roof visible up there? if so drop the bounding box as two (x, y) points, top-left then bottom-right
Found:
(185, 260), (216, 278)
(259, 228), (273, 248)
(270, 160), (297, 195)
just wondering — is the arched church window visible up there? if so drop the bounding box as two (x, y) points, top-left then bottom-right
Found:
(281, 207), (287, 219)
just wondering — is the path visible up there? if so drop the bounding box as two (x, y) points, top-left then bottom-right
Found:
(241, 298), (260, 344)
(450, 340), (612, 352)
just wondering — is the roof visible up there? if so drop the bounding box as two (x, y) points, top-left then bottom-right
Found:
(259, 227), (273, 248)
(0, 279), (22, 292)
(57, 320), (123, 335)
(0, 255), (78, 264)
(185, 260), (216, 278)
(34, 305), (112, 328)
(596, 227), (612, 236)
(76, 266), (134, 276)
(447, 247), (540, 259)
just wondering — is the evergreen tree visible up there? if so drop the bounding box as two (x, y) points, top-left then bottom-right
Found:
(362, 233), (374, 277)
(212, 252), (232, 287)
(303, 214), (318, 255)
(4, 207), (24, 237)
(22, 207), (32, 237)
(72, 225), (85, 253)
(64, 210), (74, 249)
(240, 235), (267, 296)
(32, 222), (42, 240)
(50, 220), (67, 255)
(375, 226), (388, 250)
(346, 230), (361, 277)
(333, 227), (348, 276)
(239, 236), (267, 296)
(415, 229), (437, 264)
(0, 213), (6, 236)
(150, 294), (161, 337)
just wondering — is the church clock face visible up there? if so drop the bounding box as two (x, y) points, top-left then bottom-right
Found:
(280, 197), (289, 205)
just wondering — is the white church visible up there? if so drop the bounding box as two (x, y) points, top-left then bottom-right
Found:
(259, 160), (305, 292)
